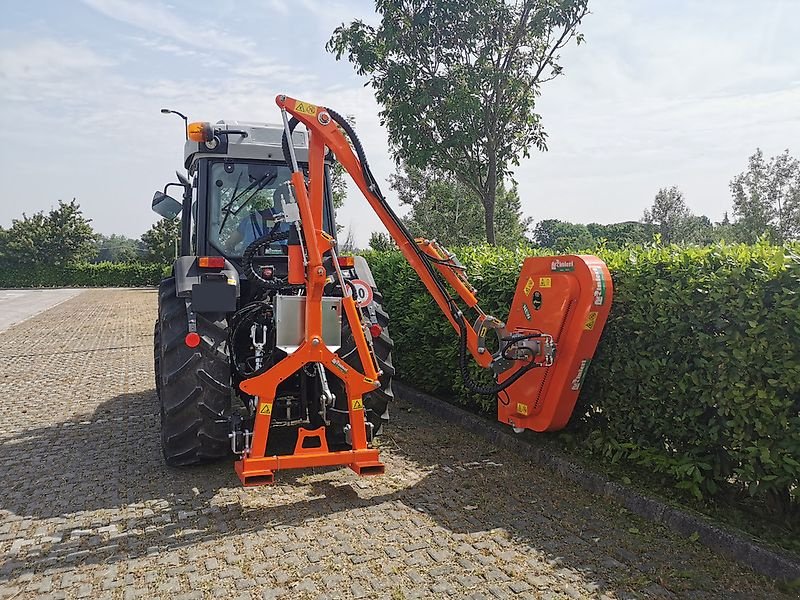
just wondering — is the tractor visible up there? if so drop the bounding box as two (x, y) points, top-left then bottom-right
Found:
(153, 95), (612, 486)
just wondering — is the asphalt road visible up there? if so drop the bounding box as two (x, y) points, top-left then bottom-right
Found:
(0, 289), (82, 333)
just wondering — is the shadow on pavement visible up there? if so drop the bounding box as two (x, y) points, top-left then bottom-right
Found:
(0, 389), (766, 598)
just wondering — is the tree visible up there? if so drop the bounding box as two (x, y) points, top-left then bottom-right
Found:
(730, 148), (800, 243)
(682, 214), (714, 245)
(328, 0), (589, 244)
(95, 234), (142, 263)
(328, 114), (356, 219)
(368, 232), (396, 251)
(0, 199), (97, 268)
(340, 227), (357, 253)
(642, 186), (694, 244)
(586, 221), (653, 248)
(532, 219), (594, 251)
(329, 160), (348, 211)
(141, 218), (181, 264)
(709, 211), (739, 242)
(391, 164), (531, 247)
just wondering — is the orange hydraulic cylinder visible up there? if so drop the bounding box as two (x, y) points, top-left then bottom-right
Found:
(287, 243), (304, 285)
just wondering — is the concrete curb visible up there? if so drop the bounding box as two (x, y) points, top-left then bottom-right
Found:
(395, 381), (800, 583)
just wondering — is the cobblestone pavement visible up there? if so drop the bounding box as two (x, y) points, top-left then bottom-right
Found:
(0, 290), (787, 599)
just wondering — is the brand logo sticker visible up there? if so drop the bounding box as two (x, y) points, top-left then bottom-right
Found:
(591, 266), (606, 306)
(522, 303), (532, 320)
(331, 358), (349, 373)
(551, 259), (575, 272)
(570, 359), (591, 391)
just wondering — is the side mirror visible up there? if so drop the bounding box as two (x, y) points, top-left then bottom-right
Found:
(152, 191), (182, 220)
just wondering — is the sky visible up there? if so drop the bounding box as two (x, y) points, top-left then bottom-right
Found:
(1, 0), (798, 247)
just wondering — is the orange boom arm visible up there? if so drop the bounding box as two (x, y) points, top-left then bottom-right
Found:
(275, 95), (612, 430)
(274, 96), (500, 367)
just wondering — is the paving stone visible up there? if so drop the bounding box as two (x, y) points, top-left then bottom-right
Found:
(508, 580), (532, 593)
(351, 582), (370, 598)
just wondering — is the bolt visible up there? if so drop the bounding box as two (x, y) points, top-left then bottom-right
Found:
(316, 267), (325, 276)
(311, 338), (320, 346)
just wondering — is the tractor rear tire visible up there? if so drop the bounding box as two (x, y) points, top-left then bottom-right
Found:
(339, 287), (395, 436)
(155, 277), (232, 466)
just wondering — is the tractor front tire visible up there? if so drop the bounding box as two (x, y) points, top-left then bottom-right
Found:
(155, 277), (232, 466)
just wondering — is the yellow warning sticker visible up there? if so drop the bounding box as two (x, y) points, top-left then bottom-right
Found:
(523, 277), (535, 296)
(516, 403), (528, 416)
(584, 311), (598, 331)
(294, 101), (317, 116)
(351, 398), (364, 411)
(539, 277), (552, 288)
(258, 403), (272, 415)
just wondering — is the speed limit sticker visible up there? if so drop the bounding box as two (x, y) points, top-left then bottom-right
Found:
(350, 279), (374, 308)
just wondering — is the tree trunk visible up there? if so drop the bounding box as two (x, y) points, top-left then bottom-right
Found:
(484, 157), (498, 245)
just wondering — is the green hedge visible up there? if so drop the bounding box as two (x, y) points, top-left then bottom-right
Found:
(0, 262), (170, 288)
(366, 243), (800, 515)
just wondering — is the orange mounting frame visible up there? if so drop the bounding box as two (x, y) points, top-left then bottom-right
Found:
(234, 98), (386, 486)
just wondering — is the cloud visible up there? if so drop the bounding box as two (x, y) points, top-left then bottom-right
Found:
(264, 0), (289, 16)
(6, 0), (797, 247)
(127, 36), (199, 58)
(0, 39), (114, 82)
(81, 0), (257, 56)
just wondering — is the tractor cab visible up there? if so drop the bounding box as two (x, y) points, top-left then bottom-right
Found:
(152, 121), (338, 304)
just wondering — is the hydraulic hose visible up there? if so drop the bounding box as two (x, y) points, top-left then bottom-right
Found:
(242, 230), (293, 289)
(229, 300), (275, 379)
(457, 326), (540, 395)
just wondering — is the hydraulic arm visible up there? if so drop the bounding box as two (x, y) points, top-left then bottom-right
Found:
(234, 95), (613, 485)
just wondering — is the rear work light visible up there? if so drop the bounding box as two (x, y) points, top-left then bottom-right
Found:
(198, 256), (225, 269)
